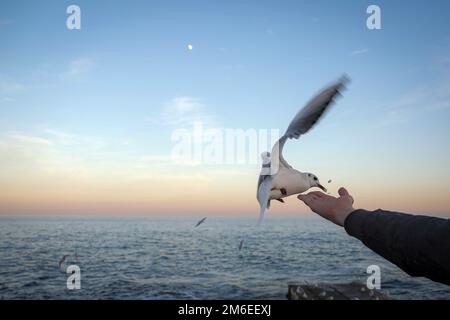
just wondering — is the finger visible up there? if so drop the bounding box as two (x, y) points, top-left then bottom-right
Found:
(308, 191), (325, 198)
(338, 187), (350, 197)
(298, 193), (314, 201)
(338, 187), (354, 204)
(298, 194), (314, 205)
(309, 194), (320, 201)
(348, 195), (354, 205)
(297, 194), (308, 203)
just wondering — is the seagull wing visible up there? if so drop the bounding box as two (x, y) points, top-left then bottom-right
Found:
(257, 175), (273, 225)
(195, 217), (206, 227)
(255, 76), (349, 227)
(59, 255), (70, 269)
(271, 76), (349, 171)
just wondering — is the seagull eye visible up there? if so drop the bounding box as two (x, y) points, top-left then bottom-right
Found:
(308, 174), (311, 177)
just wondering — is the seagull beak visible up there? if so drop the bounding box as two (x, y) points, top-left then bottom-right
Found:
(317, 184), (327, 192)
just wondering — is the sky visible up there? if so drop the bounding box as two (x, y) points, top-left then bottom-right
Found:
(0, 0), (449, 217)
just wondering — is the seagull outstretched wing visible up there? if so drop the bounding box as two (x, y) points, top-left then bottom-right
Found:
(270, 76), (349, 173)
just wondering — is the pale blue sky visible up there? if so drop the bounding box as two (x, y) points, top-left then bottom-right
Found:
(1, 0), (450, 215)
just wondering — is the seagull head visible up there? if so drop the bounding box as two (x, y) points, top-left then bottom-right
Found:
(305, 173), (327, 192)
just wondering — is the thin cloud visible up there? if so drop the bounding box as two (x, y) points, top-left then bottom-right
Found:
(8, 133), (52, 146)
(266, 28), (275, 36)
(138, 154), (201, 167)
(61, 58), (94, 79)
(147, 96), (217, 127)
(42, 128), (108, 148)
(375, 80), (450, 127)
(439, 57), (450, 64)
(0, 75), (26, 95)
(351, 48), (369, 56)
(139, 155), (174, 162)
(424, 101), (450, 111)
(0, 19), (13, 27)
(218, 63), (245, 71)
(0, 133), (53, 171)
(0, 129), (110, 180)
(374, 89), (427, 128)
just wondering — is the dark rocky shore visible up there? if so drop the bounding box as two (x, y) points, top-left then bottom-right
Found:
(287, 282), (390, 300)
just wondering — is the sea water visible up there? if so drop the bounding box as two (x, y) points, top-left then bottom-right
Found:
(0, 216), (448, 299)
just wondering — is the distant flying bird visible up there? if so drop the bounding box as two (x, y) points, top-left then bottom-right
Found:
(257, 76), (349, 224)
(328, 179), (332, 184)
(59, 255), (70, 270)
(195, 217), (207, 228)
(238, 239), (244, 251)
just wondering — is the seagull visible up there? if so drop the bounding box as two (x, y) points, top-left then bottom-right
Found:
(257, 76), (349, 224)
(195, 217), (207, 228)
(59, 255), (70, 270)
(238, 239), (244, 251)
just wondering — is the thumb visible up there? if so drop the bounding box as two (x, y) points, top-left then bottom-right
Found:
(338, 187), (354, 204)
(338, 187), (350, 197)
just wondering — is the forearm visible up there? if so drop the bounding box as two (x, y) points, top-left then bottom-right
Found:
(344, 209), (450, 285)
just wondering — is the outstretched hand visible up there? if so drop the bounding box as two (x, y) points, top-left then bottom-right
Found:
(298, 187), (355, 227)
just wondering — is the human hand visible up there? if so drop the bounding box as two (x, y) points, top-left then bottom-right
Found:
(297, 187), (355, 227)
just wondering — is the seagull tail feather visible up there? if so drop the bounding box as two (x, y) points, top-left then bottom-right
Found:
(257, 206), (266, 226)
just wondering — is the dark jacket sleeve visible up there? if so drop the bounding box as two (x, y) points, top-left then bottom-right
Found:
(344, 209), (450, 286)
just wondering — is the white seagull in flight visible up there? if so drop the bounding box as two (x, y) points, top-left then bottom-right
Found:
(256, 76), (349, 224)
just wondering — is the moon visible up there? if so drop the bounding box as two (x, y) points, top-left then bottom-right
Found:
(187, 44), (193, 50)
